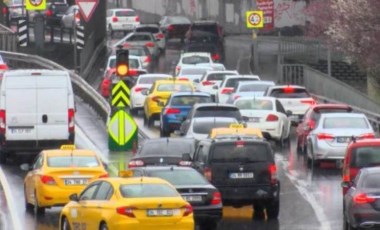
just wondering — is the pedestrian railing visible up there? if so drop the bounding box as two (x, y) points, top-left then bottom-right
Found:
(0, 24), (17, 52)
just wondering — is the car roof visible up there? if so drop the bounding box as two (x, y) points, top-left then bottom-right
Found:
(225, 75), (260, 80)
(193, 103), (238, 109)
(268, 85), (306, 90)
(181, 52), (211, 57)
(180, 65), (213, 70)
(105, 176), (172, 185)
(155, 79), (193, 84)
(193, 20), (219, 25)
(320, 112), (366, 118)
(144, 138), (196, 145)
(237, 80), (275, 86)
(234, 96), (276, 102)
(311, 103), (352, 111)
(170, 92), (211, 97)
(348, 138), (380, 147)
(138, 74), (172, 78)
(43, 149), (98, 157)
(108, 8), (135, 12)
(359, 167), (380, 174)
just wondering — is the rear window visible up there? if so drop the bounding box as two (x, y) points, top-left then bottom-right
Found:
(167, 16), (191, 24)
(235, 99), (273, 111)
(323, 117), (369, 129)
(128, 48), (146, 56)
(149, 170), (208, 186)
(115, 10), (136, 17)
(128, 35), (152, 41)
(192, 24), (218, 35)
(206, 73), (231, 81)
(350, 146), (380, 168)
(193, 119), (236, 134)
(139, 77), (168, 84)
(182, 56), (210, 65)
(170, 95), (212, 106)
(120, 184), (178, 198)
(311, 108), (352, 121)
(225, 78), (258, 88)
(136, 27), (159, 33)
(180, 68), (209, 75)
(194, 106), (241, 119)
(362, 173), (380, 188)
(140, 141), (194, 156)
(269, 88), (310, 98)
(157, 83), (193, 92)
(211, 143), (270, 162)
(47, 156), (99, 167)
(239, 84), (271, 92)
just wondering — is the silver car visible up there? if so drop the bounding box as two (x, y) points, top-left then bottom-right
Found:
(306, 113), (375, 165)
(114, 32), (160, 59)
(60, 5), (79, 29)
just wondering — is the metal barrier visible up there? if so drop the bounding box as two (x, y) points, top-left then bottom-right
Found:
(0, 24), (17, 52)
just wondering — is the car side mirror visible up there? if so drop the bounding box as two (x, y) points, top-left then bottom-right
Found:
(141, 89), (149, 95)
(341, 181), (352, 189)
(157, 101), (165, 107)
(69, 193), (79, 202)
(182, 153), (192, 161)
(286, 110), (293, 117)
(20, 163), (31, 171)
(212, 85), (218, 90)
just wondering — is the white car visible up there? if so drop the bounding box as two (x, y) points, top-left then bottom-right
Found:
(177, 66), (213, 90)
(134, 24), (166, 52)
(60, 5), (79, 29)
(197, 70), (239, 101)
(264, 85), (316, 125)
(130, 74), (172, 115)
(215, 75), (261, 104)
(106, 8), (140, 37)
(175, 52), (214, 76)
(234, 96), (291, 145)
(226, 80), (276, 104)
(104, 54), (144, 74)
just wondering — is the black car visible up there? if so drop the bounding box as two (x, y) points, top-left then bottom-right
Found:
(128, 138), (196, 167)
(192, 135), (280, 219)
(131, 166), (222, 229)
(343, 167), (380, 229)
(183, 40), (223, 63)
(44, 0), (69, 27)
(159, 15), (192, 42)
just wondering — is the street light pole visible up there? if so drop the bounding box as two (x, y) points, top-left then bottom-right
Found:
(73, 8), (78, 73)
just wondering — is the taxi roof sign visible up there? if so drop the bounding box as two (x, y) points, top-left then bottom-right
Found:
(119, 170), (134, 178)
(60, 145), (76, 150)
(229, 123), (244, 129)
(26, 0), (47, 11)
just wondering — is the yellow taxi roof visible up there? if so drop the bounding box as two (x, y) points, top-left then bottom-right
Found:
(209, 127), (263, 138)
(155, 79), (193, 85)
(43, 149), (98, 157)
(103, 176), (172, 185)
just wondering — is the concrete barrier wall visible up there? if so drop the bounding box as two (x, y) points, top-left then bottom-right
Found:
(118, 0), (307, 34)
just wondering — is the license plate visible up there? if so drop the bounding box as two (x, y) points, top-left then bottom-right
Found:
(182, 195), (202, 202)
(147, 209), (178, 217)
(10, 128), (32, 134)
(249, 117), (260, 123)
(64, 178), (89, 186)
(122, 24), (132, 28)
(337, 137), (350, 143)
(290, 115), (299, 121)
(229, 172), (254, 179)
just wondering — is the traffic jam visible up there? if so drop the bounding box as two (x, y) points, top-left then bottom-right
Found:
(1, 1), (380, 230)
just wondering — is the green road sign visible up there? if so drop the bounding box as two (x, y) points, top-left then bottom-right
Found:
(111, 80), (131, 108)
(108, 109), (137, 151)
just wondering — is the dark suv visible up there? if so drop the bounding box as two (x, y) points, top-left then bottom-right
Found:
(192, 135), (280, 219)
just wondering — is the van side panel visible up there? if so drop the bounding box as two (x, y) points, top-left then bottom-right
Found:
(5, 77), (38, 141)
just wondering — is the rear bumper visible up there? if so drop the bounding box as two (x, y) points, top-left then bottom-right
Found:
(350, 208), (380, 229)
(312, 142), (347, 160)
(193, 205), (223, 222)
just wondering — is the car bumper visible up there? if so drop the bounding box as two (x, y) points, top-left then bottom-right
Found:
(38, 185), (86, 207)
(110, 22), (139, 31)
(350, 207), (380, 229)
(193, 205), (223, 222)
(111, 218), (194, 230)
(246, 122), (282, 140)
(131, 95), (146, 109)
(312, 142), (347, 160)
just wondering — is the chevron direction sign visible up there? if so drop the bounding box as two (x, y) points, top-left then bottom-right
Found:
(111, 80), (130, 108)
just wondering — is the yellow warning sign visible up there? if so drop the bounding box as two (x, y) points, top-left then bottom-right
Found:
(26, 0), (47, 11)
(246, 11), (264, 29)
(112, 81), (131, 108)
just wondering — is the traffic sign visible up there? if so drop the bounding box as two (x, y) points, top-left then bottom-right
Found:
(25, 0), (46, 10)
(111, 80), (131, 108)
(75, 0), (99, 22)
(246, 11), (264, 29)
(108, 110), (138, 151)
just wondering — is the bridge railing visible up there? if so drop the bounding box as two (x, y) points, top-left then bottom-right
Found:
(0, 24), (17, 52)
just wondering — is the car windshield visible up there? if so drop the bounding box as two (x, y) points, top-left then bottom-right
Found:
(350, 146), (380, 167)
(149, 170), (208, 186)
(362, 172), (380, 189)
(170, 95), (212, 106)
(157, 83), (193, 92)
(323, 117), (368, 129)
(182, 56), (210, 64)
(139, 76), (169, 84)
(180, 68), (210, 75)
(193, 119), (236, 134)
(128, 48), (146, 56)
(120, 184), (179, 198)
(194, 107), (241, 119)
(139, 141), (194, 156)
(239, 84), (272, 92)
(235, 99), (273, 111)
(47, 156), (99, 167)
(115, 10), (136, 17)
(225, 78), (258, 88)
(211, 143), (270, 162)
(270, 88), (311, 98)
(136, 27), (159, 33)
(311, 108), (352, 121)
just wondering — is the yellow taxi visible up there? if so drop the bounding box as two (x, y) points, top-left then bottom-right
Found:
(22, 145), (108, 214)
(143, 79), (194, 127)
(209, 124), (264, 139)
(59, 176), (194, 230)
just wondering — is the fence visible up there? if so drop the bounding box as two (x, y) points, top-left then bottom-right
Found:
(0, 24), (17, 52)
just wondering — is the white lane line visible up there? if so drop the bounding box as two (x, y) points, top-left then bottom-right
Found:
(276, 154), (331, 230)
(0, 167), (22, 230)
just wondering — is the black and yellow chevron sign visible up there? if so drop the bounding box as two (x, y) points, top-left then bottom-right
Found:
(111, 80), (131, 107)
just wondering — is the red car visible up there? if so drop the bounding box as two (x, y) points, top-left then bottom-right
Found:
(296, 104), (352, 153)
(341, 138), (380, 195)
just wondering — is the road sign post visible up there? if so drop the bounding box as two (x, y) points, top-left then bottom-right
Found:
(246, 10), (264, 74)
(76, 0), (99, 22)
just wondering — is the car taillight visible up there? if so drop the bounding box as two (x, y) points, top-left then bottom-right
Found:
(212, 53), (220, 61)
(0, 110), (5, 135)
(135, 16), (139, 22)
(75, 12), (80, 23)
(221, 88), (233, 94)
(201, 81), (214, 86)
(204, 167), (212, 181)
(134, 87), (145, 93)
(317, 133), (334, 140)
(168, 25), (174, 31)
(164, 108), (180, 114)
(178, 161), (192, 166)
(112, 16), (118, 22)
(128, 160), (144, 168)
(211, 192), (221, 205)
(2, 7), (8, 15)
(151, 96), (162, 103)
(144, 56), (151, 63)
(182, 204), (193, 216)
(301, 99), (316, 105)
(342, 167), (350, 183)
(269, 164), (277, 184)
(128, 69), (138, 76)
(46, 9), (52, 17)
(117, 206), (136, 217)
(283, 86), (294, 94)
(0, 64), (8, 71)
(308, 120), (316, 129)
(99, 173), (109, 178)
(156, 33), (164, 39)
(359, 133), (375, 139)
(68, 109), (75, 133)
(266, 114), (278, 122)
(233, 95), (241, 100)
(40, 175), (56, 185)
(145, 42), (154, 47)
(175, 66), (181, 73)
(353, 193), (376, 204)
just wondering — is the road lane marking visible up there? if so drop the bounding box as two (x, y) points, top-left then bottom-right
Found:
(0, 167), (22, 230)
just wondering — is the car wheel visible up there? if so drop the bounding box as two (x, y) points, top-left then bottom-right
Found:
(24, 186), (34, 212)
(100, 223), (108, 230)
(253, 203), (265, 219)
(266, 199), (280, 219)
(34, 191), (45, 215)
(61, 216), (71, 230)
(275, 128), (285, 148)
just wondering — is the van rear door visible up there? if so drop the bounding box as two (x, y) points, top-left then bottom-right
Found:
(36, 75), (70, 140)
(5, 77), (38, 140)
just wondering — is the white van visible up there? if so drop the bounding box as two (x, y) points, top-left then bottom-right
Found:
(0, 70), (75, 163)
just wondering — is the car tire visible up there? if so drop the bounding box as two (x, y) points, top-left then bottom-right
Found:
(100, 223), (108, 230)
(253, 204), (265, 219)
(24, 186), (34, 212)
(61, 216), (71, 230)
(34, 191), (45, 215)
(266, 199), (280, 219)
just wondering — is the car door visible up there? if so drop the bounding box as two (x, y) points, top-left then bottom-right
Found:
(91, 181), (114, 226)
(192, 143), (209, 174)
(25, 153), (44, 204)
(275, 100), (291, 138)
(296, 108), (312, 146)
(77, 182), (101, 229)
